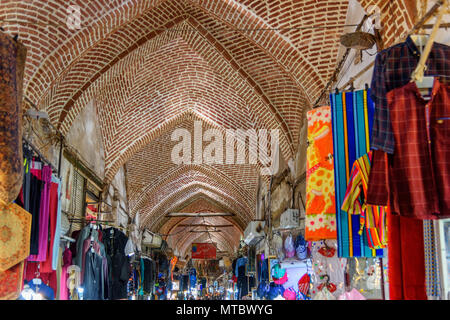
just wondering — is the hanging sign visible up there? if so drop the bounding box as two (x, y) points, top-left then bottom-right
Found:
(192, 243), (217, 260)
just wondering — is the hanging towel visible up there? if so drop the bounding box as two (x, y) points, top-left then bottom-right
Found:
(305, 106), (337, 241)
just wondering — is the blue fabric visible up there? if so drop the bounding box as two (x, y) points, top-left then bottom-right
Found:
(27, 281), (55, 300)
(330, 89), (384, 258)
(235, 257), (248, 277)
(51, 176), (61, 270)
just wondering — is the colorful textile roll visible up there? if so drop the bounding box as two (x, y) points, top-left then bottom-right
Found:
(305, 106), (337, 241)
(330, 89), (384, 258)
(341, 151), (387, 250)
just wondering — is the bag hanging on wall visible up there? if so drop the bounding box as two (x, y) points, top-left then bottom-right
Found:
(284, 234), (295, 258)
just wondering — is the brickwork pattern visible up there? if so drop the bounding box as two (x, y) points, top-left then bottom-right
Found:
(1, 0), (416, 252)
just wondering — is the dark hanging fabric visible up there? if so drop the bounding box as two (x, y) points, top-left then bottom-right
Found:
(14, 157), (43, 255)
(232, 259), (237, 277)
(181, 274), (189, 291)
(28, 167), (43, 255)
(83, 250), (104, 300)
(16, 146), (32, 211)
(142, 258), (153, 293)
(102, 228), (129, 300)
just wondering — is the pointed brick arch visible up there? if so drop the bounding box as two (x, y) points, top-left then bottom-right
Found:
(140, 178), (252, 231)
(130, 163), (256, 217)
(142, 183), (250, 231)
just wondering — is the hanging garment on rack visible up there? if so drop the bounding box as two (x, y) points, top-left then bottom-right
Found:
(423, 220), (441, 299)
(370, 35), (450, 154)
(0, 30), (27, 205)
(387, 212), (427, 300)
(83, 249), (103, 300)
(102, 227), (129, 300)
(40, 177), (60, 273)
(23, 261), (58, 295)
(330, 88), (384, 258)
(310, 240), (346, 300)
(26, 280), (55, 300)
(370, 80), (450, 219)
(368, 37), (450, 206)
(28, 165), (52, 262)
(15, 159), (42, 255)
(305, 106), (337, 241)
(51, 177), (62, 270)
(74, 225), (105, 269)
(59, 247), (72, 300)
(19, 146), (32, 212)
(341, 151), (387, 249)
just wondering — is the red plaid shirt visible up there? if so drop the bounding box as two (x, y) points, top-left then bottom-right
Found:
(370, 36), (450, 154)
(368, 80), (450, 219)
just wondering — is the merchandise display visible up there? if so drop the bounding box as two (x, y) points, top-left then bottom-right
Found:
(0, 0), (448, 303)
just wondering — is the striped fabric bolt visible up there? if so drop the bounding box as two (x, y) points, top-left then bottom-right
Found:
(330, 88), (384, 258)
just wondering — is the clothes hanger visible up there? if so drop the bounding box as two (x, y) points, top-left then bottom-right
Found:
(32, 263), (42, 286)
(411, 0), (448, 90)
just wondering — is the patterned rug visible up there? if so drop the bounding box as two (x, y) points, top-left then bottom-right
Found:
(0, 261), (24, 300)
(0, 203), (32, 271)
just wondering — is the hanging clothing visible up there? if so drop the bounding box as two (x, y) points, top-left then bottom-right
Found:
(102, 227), (129, 300)
(23, 261), (58, 295)
(387, 212), (427, 300)
(26, 281), (55, 300)
(330, 88), (384, 258)
(369, 80), (449, 219)
(74, 226), (105, 269)
(51, 177), (62, 271)
(60, 247), (72, 300)
(423, 220), (441, 299)
(17, 160), (43, 255)
(305, 106), (337, 241)
(341, 151), (387, 249)
(235, 257), (248, 277)
(19, 146), (33, 212)
(83, 249), (104, 300)
(28, 165), (52, 262)
(370, 35), (450, 154)
(40, 178), (60, 273)
(368, 37), (450, 206)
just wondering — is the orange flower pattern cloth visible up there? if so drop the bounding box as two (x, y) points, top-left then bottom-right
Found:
(305, 106), (337, 241)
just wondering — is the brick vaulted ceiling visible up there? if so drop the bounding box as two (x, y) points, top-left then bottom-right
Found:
(1, 0), (416, 255)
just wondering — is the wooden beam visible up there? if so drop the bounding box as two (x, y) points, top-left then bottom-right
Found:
(189, 230), (222, 233)
(177, 224), (235, 228)
(166, 212), (234, 217)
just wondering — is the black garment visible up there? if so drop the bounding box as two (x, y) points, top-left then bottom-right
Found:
(237, 276), (248, 299)
(237, 263), (248, 299)
(83, 250), (104, 300)
(102, 228), (130, 300)
(142, 258), (154, 293)
(28, 171), (42, 255)
(15, 155), (42, 255)
(159, 254), (169, 275)
(21, 147), (32, 212)
(200, 277), (207, 288)
(232, 259), (237, 277)
(181, 275), (189, 291)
